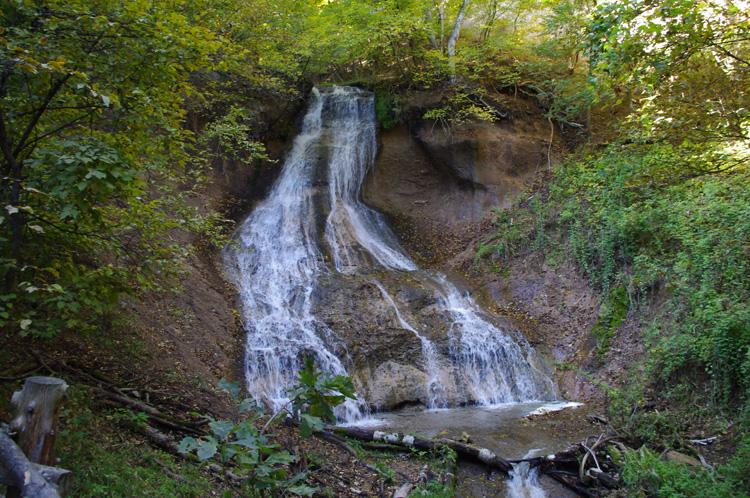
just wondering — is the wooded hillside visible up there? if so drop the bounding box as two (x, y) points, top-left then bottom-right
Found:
(1, 0), (749, 496)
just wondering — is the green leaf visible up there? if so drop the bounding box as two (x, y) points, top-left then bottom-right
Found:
(287, 484), (317, 496)
(298, 414), (322, 439)
(177, 437), (197, 454)
(208, 420), (236, 441)
(85, 169), (107, 179)
(239, 397), (257, 413)
(196, 440), (218, 461)
(218, 378), (241, 403)
(263, 450), (295, 466)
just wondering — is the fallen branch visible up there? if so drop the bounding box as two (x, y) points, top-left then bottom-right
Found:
(0, 363), (43, 381)
(312, 428), (398, 481)
(579, 439), (602, 483)
(580, 434), (621, 484)
(135, 423), (242, 482)
(587, 467), (621, 489)
(95, 389), (205, 436)
(508, 456), (578, 467)
(544, 470), (597, 498)
(538, 436), (623, 495)
(689, 437), (718, 446)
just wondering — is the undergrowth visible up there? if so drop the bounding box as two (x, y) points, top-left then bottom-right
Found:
(478, 142), (750, 404)
(622, 439), (750, 498)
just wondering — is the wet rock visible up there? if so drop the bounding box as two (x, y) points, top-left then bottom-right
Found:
(309, 268), (549, 409)
(368, 361), (428, 410)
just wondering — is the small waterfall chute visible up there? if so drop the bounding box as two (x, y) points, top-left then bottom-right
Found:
(506, 449), (547, 498)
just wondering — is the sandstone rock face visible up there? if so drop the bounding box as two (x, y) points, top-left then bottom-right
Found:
(367, 361), (427, 410)
(309, 267), (556, 411)
(363, 119), (553, 227)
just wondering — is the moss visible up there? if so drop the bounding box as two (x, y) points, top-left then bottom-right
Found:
(592, 285), (629, 359)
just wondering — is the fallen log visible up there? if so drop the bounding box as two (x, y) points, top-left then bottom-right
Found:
(94, 389), (205, 436)
(392, 482), (413, 498)
(295, 422), (512, 473)
(533, 437), (623, 497)
(587, 467), (621, 489)
(544, 470), (597, 498)
(0, 454), (72, 496)
(433, 437), (512, 473)
(0, 362), (42, 381)
(0, 429), (64, 498)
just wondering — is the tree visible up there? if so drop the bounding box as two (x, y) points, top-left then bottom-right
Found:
(586, 0), (750, 152)
(0, 0), (229, 335)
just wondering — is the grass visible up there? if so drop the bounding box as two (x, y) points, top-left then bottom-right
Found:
(57, 386), (216, 498)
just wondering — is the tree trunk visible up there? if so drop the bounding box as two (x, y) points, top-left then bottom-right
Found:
(439, 2), (445, 52)
(10, 377), (69, 466)
(481, 0), (500, 42)
(446, 0), (471, 82)
(424, 3), (439, 50)
(0, 461), (72, 493)
(0, 109), (22, 293)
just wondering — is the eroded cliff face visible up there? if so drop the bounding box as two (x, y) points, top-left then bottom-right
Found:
(363, 118), (552, 227)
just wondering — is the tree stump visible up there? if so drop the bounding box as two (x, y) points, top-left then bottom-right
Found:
(10, 377), (69, 466)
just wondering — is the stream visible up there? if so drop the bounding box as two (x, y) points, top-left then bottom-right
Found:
(357, 402), (586, 497)
(225, 86), (580, 496)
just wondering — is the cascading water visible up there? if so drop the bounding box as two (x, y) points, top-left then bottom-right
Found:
(506, 449), (547, 498)
(434, 275), (556, 405)
(225, 86), (555, 422)
(224, 88), (367, 421)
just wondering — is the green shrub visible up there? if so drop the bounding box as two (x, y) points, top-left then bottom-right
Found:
(57, 387), (213, 498)
(591, 285), (630, 358)
(180, 361), (355, 496)
(375, 91), (400, 129)
(622, 439), (750, 498)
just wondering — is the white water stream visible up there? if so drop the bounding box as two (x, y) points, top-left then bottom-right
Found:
(225, 87), (556, 424)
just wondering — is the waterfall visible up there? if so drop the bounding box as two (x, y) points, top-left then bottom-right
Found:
(225, 86), (554, 422)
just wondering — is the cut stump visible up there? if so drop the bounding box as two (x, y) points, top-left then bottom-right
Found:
(10, 376), (69, 466)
